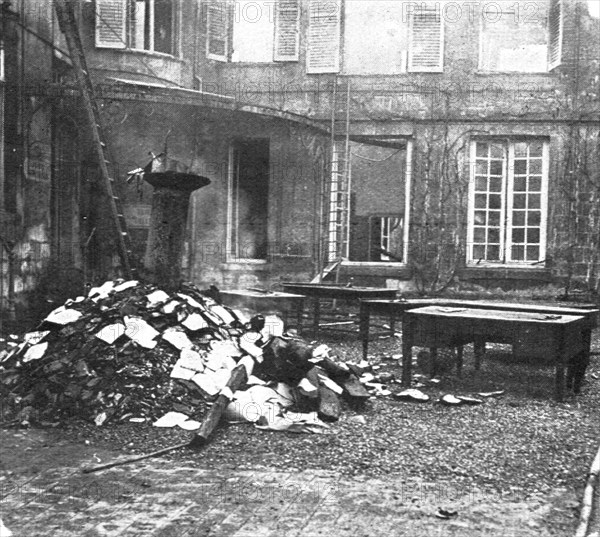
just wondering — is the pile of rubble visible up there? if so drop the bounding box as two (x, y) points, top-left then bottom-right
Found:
(0, 280), (368, 432)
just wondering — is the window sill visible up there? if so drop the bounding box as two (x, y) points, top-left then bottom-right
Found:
(475, 71), (555, 76)
(102, 48), (184, 63)
(222, 261), (270, 271)
(460, 265), (552, 281)
(339, 262), (412, 279)
(343, 261), (406, 268)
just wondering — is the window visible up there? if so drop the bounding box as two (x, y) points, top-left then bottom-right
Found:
(468, 140), (548, 265)
(340, 1), (443, 75)
(227, 140), (270, 261)
(207, 0), (300, 63)
(326, 140), (410, 263)
(479, 0), (561, 72)
(95, 0), (178, 55)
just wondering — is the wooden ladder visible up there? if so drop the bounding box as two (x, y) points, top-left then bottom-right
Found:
(325, 77), (351, 269)
(54, 0), (134, 278)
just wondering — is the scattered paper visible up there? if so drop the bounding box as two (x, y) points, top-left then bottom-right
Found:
(394, 389), (430, 402)
(95, 411), (108, 426)
(261, 315), (285, 339)
(161, 300), (180, 314)
(23, 331), (50, 345)
(177, 293), (204, 310)
(22, 342), (48, 363)
(477, 390), (505, 398)
(88, 281), (115, 301)
(0, 518), (13, 537)
(146, 289), (170, 307)
(113, 280), (139, 293)
(456, 395), (483, 405)
(191, 369), (230, 396)
(162, 327), (193, 350)
(95, 323), (126, 345)
(317, 374), (344, 395)
(182, 313), (208, 331)
(239, 335), (263, 359)
(204, 352), (237, 372)
(312, 344), (331, 360)
(45, 307), (83, 325)
(123, 316), (159, 349)
(232, 308), (251, 324)
(255, 410), (330, 433)
(171, 348), (205, 380)
(153, 411), (189, 428)
(298, 378), (318, 393)
(247, 375), (267, 385)
(439, 394), (463, 405)
(178, 419), (201, 431)
(211, 305), (236, 325)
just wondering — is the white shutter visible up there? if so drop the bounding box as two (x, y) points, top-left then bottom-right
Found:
(206, 1), (229, 62)
(307, 0), (341, 74)
(548, 0), (563, 70)
(274, 0), (300, 62)
(95, 0), (127, 49)
(408, 3), (444, 72)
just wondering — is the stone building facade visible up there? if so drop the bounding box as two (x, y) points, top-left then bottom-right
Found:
(1, 0), (598, 323)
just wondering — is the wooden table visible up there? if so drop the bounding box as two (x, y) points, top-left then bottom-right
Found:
(281, 283), (397, 337)
(359, 298), (598, 361)
(219, 290), (305, 331)
(401, 306), (588, 401)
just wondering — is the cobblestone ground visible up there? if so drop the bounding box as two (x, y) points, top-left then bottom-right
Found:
(0, 429), (579, 537)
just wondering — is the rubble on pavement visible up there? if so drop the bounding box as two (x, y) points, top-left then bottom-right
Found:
(0, 280), (369, 431)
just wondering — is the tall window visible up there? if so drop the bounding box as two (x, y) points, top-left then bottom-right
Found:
(227, 140), (270, 261)
(468, 140), (548, 265)
(340, 0), (444, 75)
(479, 0), (562, 72)
(207, 0), (300, 63)
(326, 140), (409, 264)
(95, 0), (178, 55)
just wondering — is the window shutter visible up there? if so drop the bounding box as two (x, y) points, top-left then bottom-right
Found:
(307, 0), (341, 74)
(274, 0), (300, 61)
(408, 3), (444, 72)
(548, 0), (563, 70)
(95, 0), (127, 49)
(206, 1), (229, 62)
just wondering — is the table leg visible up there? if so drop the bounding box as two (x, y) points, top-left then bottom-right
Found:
(296, 298), (304, 335)
(359, 304), (370, 361)
(401, 319), (414, 387)
(554, 328), (567, 402)
(474, 337), (486, 370)
(313, 298), (320, 339)
(456, 345), (463, 377)
(429, 347), (438, 378)
(573, 328), (592, 393)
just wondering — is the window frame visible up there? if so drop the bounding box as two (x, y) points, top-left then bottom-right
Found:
(226, 141), (270, 264)
(329, 138), (413, 268)
(467, 139), (549, 267)
(478, 1), (555, 73)
(95, 0), (180, 57)
(207, 0), (300, 64)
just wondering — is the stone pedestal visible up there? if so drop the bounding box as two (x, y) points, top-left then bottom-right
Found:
(143, 171), (210, 290)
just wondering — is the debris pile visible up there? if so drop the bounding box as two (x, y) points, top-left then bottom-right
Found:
(0, 280), (368, 431)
